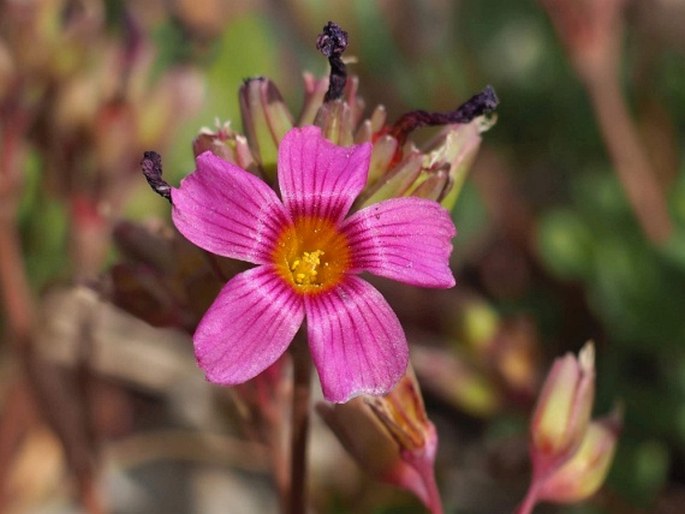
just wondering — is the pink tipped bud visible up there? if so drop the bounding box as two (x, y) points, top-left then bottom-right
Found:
(299, 72), (329, 126)
(193, 121), (257, 172)
(538, 406), (622, 504)
(531, 341), (595, 472)
(318, 368), (443, 513)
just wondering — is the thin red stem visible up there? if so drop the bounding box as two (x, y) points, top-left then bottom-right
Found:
(515, 482), (540, 514)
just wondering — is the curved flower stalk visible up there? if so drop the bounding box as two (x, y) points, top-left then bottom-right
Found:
(170, 125), (456, 403)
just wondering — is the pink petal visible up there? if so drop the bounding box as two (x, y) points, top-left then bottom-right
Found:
(194, 265), (304, 384)
(171, 151), (291, 265)
(305, 276), (408, 403)
(341, 197), (456, 288)
(278, 126), (371, 223)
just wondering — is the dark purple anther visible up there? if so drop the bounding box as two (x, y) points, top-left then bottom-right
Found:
(316, 21), (349, 102)
(141, 151), (172, 203)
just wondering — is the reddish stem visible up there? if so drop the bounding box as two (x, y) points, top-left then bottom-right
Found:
(287, 335), (311, 514)
(515, 482), (540, 514)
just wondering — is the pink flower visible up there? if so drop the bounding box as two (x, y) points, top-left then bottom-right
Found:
(171, 126), (456, 402)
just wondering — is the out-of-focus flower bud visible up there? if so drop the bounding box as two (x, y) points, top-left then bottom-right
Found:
(110, 220), (245, 332)
(299, 72), (329, 126)
(457, 295), (501, 354)
(239, 77), (293, 181)
(537, 407), (622, 504)
(231, 357), (290, 446)
(318, 368), (443, 513)
(531, 342), (595, 472)
(173, 0), (231, 38)
(193, 121), (256, 172)
(0, 40), (15, 99)
(412, 345), (500, 417)
(136, 67), (205, 151)
(112, 220), (175, 273)
(517, 343), (618, 514)
(490, 317), (540, 398)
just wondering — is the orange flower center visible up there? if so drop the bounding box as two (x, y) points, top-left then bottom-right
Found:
(272, 216), (351, 295)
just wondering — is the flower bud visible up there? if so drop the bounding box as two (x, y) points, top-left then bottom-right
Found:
(412, 345), (500, 417)
(239, 77), (293, 181)
(531, 342), (595, 472)
(366, 135), (398, 185)
(0, 39), (16, 99)
(408, 168), (450, 202)
(193, 121), (256, 172)
(299, 72), (329, 126)
(136, 67), (205, 150)
(314, 99), (355, 146)
(318, 368), (443, 513)
(537, 407), (622, 504)
(360, 151), (423, 207)
(425, 121), (485, 211)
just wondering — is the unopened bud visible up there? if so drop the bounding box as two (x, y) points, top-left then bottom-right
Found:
(360, 151), (423, 207)
(239, 77), (293, 181)
(193, 121), (257, 172)
(427, 121), (485, 210)
(412, 345), (500, 417)
(408, 168), (450, 202)
(538, 407), (622, 504)
(314, 99), (355, 147)
(299, 72), (329, 126)
(531, 342), (595, 472)
(318, 368), (443, 513)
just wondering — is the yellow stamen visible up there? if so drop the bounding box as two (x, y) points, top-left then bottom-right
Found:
(291, 250), (325, 285)
(272, 217), (350, 295)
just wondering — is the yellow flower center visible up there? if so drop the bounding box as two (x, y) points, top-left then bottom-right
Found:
(272, 216), (350, 295)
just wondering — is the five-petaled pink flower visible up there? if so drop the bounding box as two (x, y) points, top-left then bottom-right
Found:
(171, 126), (456, 402)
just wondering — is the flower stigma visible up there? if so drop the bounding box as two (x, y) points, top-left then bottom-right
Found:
(272, 216), (351, 294)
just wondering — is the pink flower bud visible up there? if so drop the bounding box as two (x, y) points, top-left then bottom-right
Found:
(193, 121), (257, 172)
(537, 407), (622, 504)
(531, 342), (595, 473)
(318, 368), (443, 513)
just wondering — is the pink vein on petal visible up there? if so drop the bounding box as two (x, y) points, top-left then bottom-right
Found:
(171, 151), (291, 265)
(305, 276), (408, 403)
(341, 197), (456, 288)
(278, 126), (372, 223)
(194, 265), (304, 385)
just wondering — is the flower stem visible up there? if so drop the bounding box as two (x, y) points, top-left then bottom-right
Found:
(288, 335), (312, 514)
(515, 482), (540, 514)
